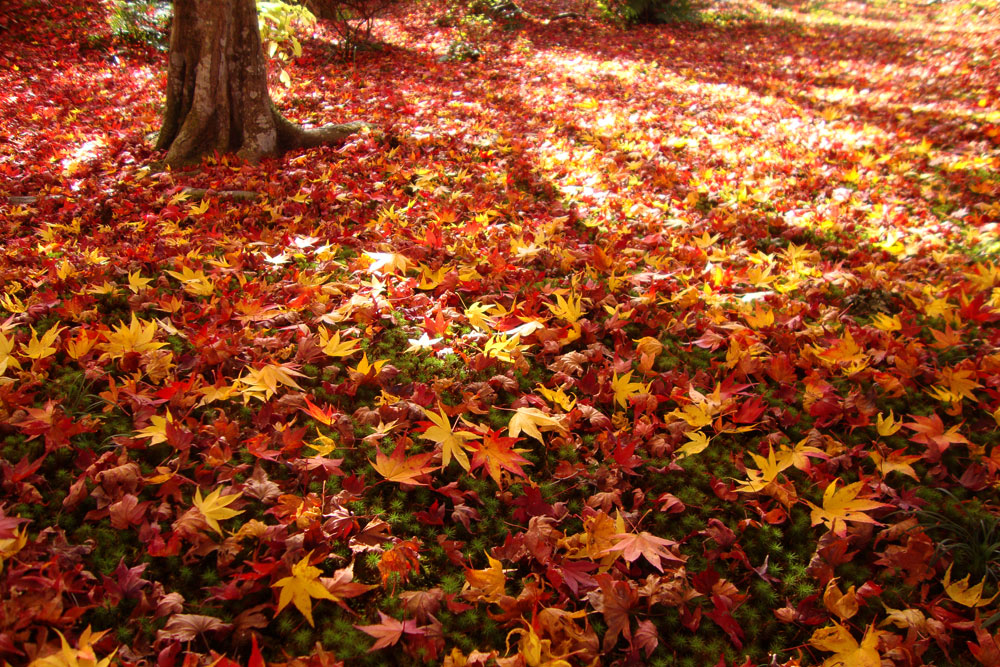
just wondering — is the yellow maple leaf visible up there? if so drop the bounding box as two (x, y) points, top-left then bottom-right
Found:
(363, 251), (412, 275)
(816, 329), (868, 366)
(880, 607), (927, 631)
(869, 449), (920, 481)
(127, 271), (152, 294)
(483, 333), (531, 363)
(674, 430), (710, 460)
(307, 433), (339, 457)
(28, 626), (116, 667)
(875, 410), (902, 436)
(610, 370), (651, 410)
(930, 367), (981, 404)
(743, 304), (774, 329)
(0, 292), (27, 313)
(193, 487), (244, 535)
(56, 260), (76, 281)
(0, 526), (28, 575)
(507, 407), (567, 444)
(420, 404), (478, 470)
(634, 336), (663, 359)
(416, 263), (448, 290)
(809, 622), (884, 667)
(507, 624), (574, 667)
(86, 281), (116, 296)
(546, 291), (585, 324)
(806, 480), (888, 536)
(822, 578), (859, 620)
(101, 314), (165, 361)
(943, 564), (999, 607)
(734, 447), (788, 493)
(557, 510), (625, 568)
(535, 384), (577, 412)
(21, 325), (64, 360)
(83, 248), (110, 265)
(319, 329), (362, 358)
(351, 352), (388, 376)
(692, 230), (722, 249)
(668, 402), (714, 429)
(406, 332), (442, 352)
(871, 313), (902, 332)
(237, 363), (305, 402)
(198, 381), (238, 406)
(273, 552), (338, 627)
(464, 302), (496, 331)
(65, 332), (98, 361)
(0, 332), (22, 375)
(165, 265), (215, 298)
(912, 136), (933, 155)
(135, 413), (173, 445)
(775, 438), (827, 471)
(188, 198), (210, 216)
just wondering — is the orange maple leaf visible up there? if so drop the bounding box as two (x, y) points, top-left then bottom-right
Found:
(602, 531), (685, 572)
(469, 428), (532, 487)
(903, 413), (969, 461)
(462, 554), (506, 603)
(370, 446), (437, 486)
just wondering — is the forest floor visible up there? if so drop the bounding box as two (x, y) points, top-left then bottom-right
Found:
(2, 0), (1000, 664)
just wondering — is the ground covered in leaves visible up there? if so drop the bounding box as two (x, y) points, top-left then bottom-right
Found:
(2, 0), (1000, 664)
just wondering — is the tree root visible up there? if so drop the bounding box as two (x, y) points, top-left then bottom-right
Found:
(274, 113), (373, 152)
(181, 188), (261, 201)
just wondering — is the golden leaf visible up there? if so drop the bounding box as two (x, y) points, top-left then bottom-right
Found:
(273, 552), (338, 627)
(822, 578), (859, 620)
(192, 487), (244, 535)
(809, 622), (883, 667)
(22, 325), (64, 360)
(507, 407), (567, 444)
(806, 480), (889, 536)
(610, 370), (651, 410)
(420, 404), (477, 470)
(462, 554), (506, 603)
(875, 410), (902, 437)
(943, 564), (999, 608)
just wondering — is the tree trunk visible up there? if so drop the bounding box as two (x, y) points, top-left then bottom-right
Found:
(157, 0), (367, 166)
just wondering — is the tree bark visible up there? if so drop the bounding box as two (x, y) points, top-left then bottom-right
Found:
(157, 0), (367, 166)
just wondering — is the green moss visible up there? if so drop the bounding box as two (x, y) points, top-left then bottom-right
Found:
(275, 614), (296, 637)
(441, 573), (465, 594)
(116, 626), (135, 645)
(292, 627), (314, 653)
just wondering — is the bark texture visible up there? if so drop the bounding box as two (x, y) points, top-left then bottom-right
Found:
(157, 0), (366, 166)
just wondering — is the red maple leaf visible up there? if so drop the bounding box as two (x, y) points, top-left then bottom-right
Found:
(589, 573), (638, 651)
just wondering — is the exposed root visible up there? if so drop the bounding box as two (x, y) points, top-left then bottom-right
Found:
(274, 113), (372, 152)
